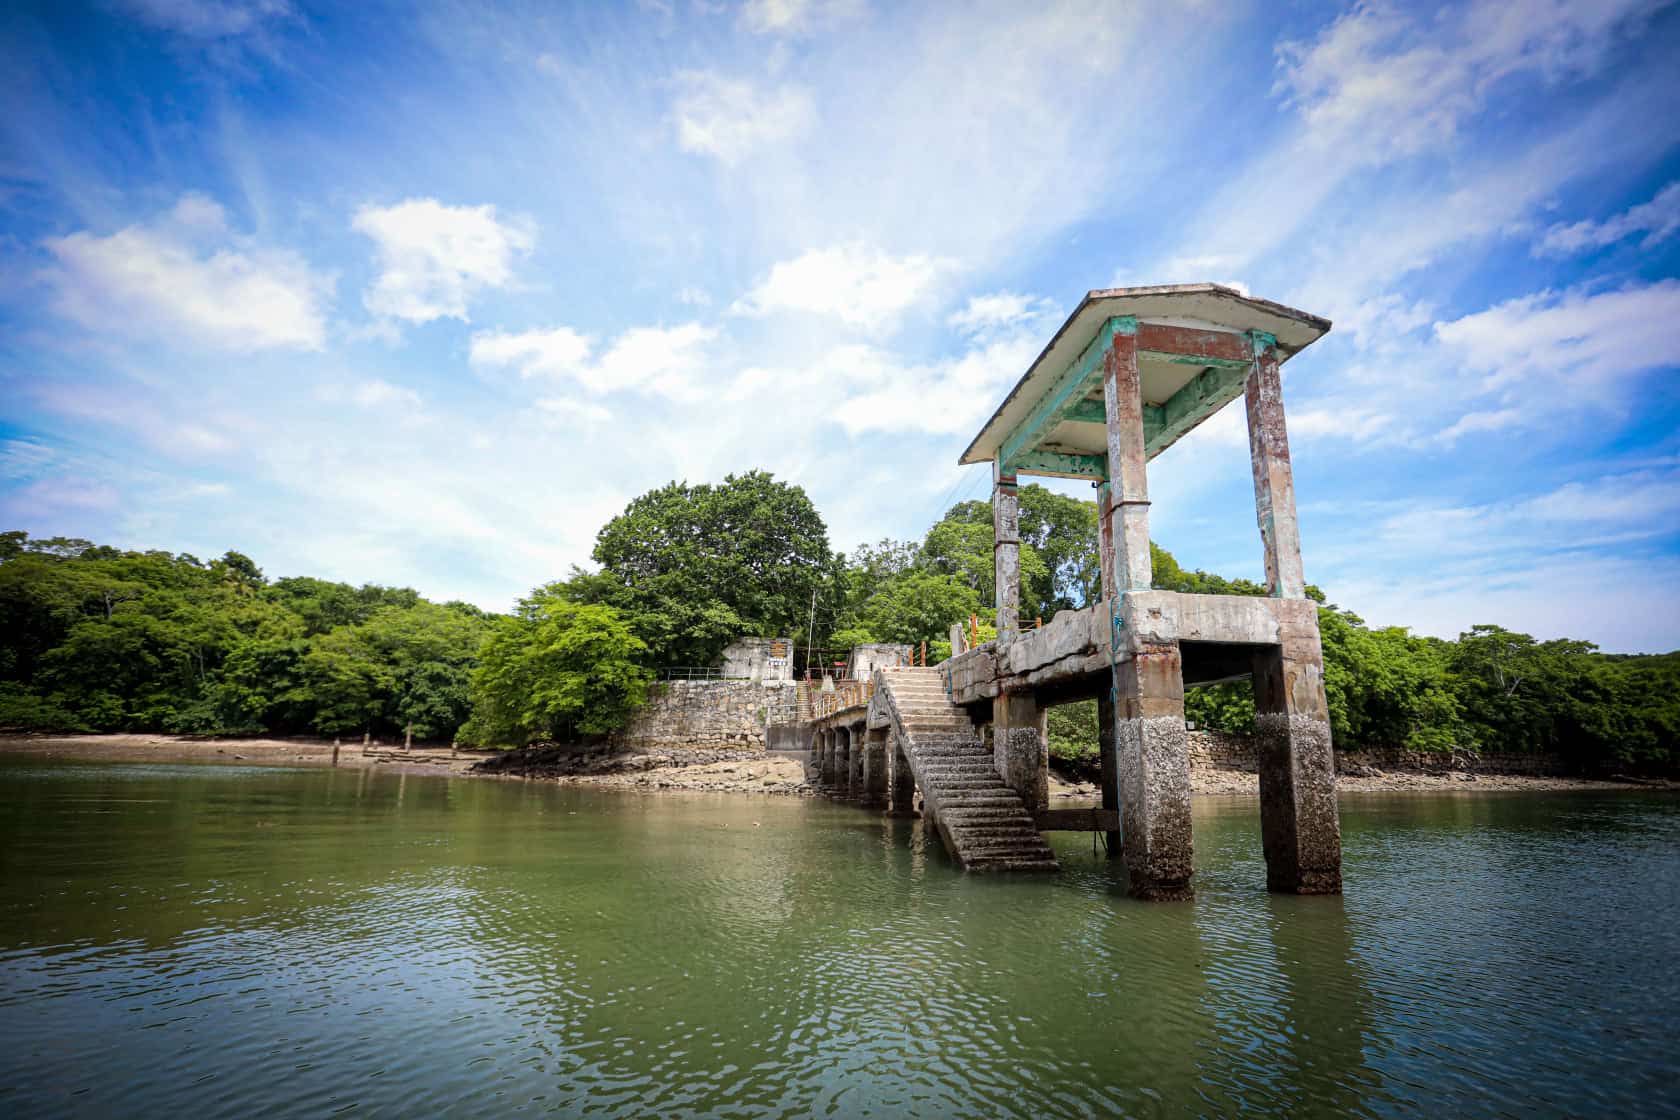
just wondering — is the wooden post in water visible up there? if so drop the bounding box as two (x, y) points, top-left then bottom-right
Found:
(404, 722), (413, 751)
(332, 738), (341, 767)
(362, 730), (370, 757)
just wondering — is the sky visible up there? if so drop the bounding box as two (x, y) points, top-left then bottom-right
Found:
(2, 0), (1679, 653)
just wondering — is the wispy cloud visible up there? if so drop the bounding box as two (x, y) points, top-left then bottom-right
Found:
(43, 194), (330, 351)
(1535, 180), (1680, 257)
(670, 72), (815, 164)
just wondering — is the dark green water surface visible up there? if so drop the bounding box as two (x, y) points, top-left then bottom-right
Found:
(1, 757), (1676, 1118)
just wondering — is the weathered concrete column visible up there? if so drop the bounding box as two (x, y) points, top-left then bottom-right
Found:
(861, 727), (888, 810)
(836, 727), (853, 798)
(1097, 690), (1122, 858)
(1095, 479), (1122, 859)
(1115, 638), (1194, 900)
(1244, 331), (1305, 600)
(1101, 318), (1151, 593)
(993, 460), (1020, 636)
(848, 726), (865, 798)
(819, 728), (836, 787)
(992, 690), (1049, 811)
(889, 736), (917, 816)
(1253, 602), (1342, 893)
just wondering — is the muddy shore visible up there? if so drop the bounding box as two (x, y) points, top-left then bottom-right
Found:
(5, 733), (1670, 798)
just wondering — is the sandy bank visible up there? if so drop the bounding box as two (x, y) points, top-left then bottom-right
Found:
(0, 732), (493, 777)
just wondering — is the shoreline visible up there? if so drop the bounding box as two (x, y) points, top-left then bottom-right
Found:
(1, 733), (1671, 797)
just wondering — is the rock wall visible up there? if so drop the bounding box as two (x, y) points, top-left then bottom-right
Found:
(1186, 729), (1564, 776)
(614, 680), (800, 751)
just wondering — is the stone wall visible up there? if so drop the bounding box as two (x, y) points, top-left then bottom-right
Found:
(613, 680), (800, 751)
(1186, 729), (1564, 776)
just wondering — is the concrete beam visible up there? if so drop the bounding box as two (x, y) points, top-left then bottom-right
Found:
(1011, 449), (1107, 481)
(999, 316), (1133, 469)
(1035, 808), (1121, 832)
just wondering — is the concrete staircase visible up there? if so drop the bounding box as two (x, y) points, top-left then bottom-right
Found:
(876, 666), (1058, 873)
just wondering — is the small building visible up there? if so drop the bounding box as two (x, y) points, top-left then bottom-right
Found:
(719, 637), (796, 681)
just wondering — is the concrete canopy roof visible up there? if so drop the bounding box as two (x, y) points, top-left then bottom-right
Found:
(959, 284), (1331, 470)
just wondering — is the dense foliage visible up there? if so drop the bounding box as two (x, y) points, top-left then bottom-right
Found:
(2, 470), (1675, 768)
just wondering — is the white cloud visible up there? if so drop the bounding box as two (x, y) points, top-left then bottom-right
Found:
(1535, 180), (1680, 257)
(731, 243), (950, 330)
(739, 0), (861, 36)
(947, 291), (1056, 336)
(116, 0), (291, 38)
(43, 194), (330, 352)
(830, 332), (1042, 437)
(1433, 280), (1680, 392)
(470, 322), (718, 397)
(351, 380), (424, 410)
(671, 72), (815, 165)
(352, 198), (533, 325)
(536, 397), (612, 424)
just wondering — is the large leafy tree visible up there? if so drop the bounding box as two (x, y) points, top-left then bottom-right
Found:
(581, 471), (833, 666)
(460, 588), (652, 745)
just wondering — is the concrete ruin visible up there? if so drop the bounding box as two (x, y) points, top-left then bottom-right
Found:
(804, 284), (1343, 898)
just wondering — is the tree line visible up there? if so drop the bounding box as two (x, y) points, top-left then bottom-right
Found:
(2, 470), (1675, 770)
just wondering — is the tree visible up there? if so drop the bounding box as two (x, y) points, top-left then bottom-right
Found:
(459, 587), (652, 745)
(582, 471), (833, 666)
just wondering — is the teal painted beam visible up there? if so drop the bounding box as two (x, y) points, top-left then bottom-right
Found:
(1012, 450), (1107, 481)
(1065, 398), (1106, 423)
(1143, 364), (1249, 459)
(998, 315), (1136, 470)
(1141, 351), (1252, 370)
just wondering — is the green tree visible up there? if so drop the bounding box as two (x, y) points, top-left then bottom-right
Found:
(581, 471), (833, 666)
(460, 587), (652, 745)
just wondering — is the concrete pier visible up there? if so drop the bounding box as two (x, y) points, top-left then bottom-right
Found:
(803, 284), (1343, 897)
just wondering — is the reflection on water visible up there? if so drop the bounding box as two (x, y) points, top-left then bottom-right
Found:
(0, 758), (1675, 1117)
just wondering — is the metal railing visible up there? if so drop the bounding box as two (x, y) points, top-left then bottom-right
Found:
(808, 678), (875, 721)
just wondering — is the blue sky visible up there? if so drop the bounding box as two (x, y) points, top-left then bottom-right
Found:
(3, 0), (1679, 652)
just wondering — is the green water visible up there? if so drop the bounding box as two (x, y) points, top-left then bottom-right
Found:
(0, 758), (1676, 1118)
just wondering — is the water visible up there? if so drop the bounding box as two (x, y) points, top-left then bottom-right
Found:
(0, 758), (1676, 1118)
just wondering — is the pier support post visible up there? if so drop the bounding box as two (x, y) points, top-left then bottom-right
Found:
(993, 690), (1048, 811)
(861, 727), (888, 810)
(1096, 690), (1122, 858)
(1101, 319), (1151, 593)
(819, 728), (837, 788)
(1115, 640), (1194, 900)
(843, 727), (860, 798)
(1253, 607), (1343, 893)
(889, 736), (917, 816)
(1244, 331), (1305, 600)
(993, 461), (1020, 637)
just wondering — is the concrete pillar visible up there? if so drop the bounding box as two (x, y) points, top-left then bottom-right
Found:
(1095, 478), (1122, 858)
(992, 690), (1048, 811)
(1101, 319), (1151, 592)
(1252, 605), (1342, 894)
(1097, 689), (1122, 858)
(845, 727), (861, 798)
(890, 736), (917, 816)
(1244, 331), (1305, 600)
(993, 460), (1020, 636)
(861, 727), (888, 810)
(819, 728), (837, 787)
(1114, 642), (1193, 900)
